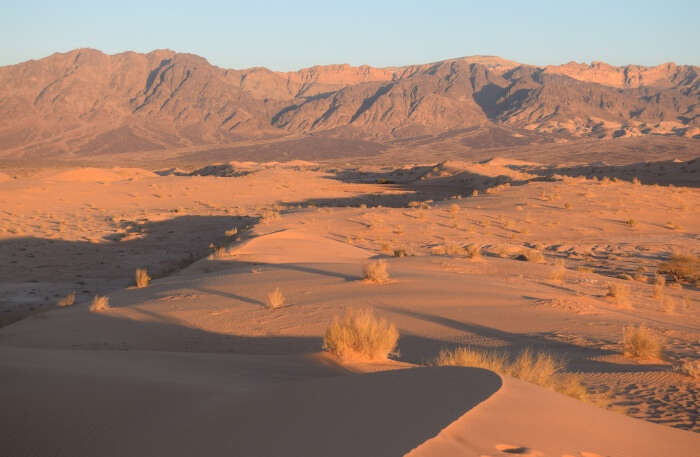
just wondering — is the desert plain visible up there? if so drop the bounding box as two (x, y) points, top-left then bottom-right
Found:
(0, 51), (699, 457)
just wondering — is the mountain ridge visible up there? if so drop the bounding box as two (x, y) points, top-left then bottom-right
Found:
(1, 48), (698, 158)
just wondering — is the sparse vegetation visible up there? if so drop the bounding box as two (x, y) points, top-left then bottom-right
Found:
(653, 275), (666, 299)
(663, 296), (677, 315)
(464, 243), (482, 259)
(323, 308), (398, 361)
(658, 252), (700, 284)
(674, 360), (700, 380)
(363, 259), (390, 284)
(517, 249), (544, 263)
(550, 260), (567, 282)
(606, 282), (631, 308)
(393, 247), (409, 257)
(89, 295), (110, 312)
(435, 347), (587, 400)
(225, 227), (238, 237)
(622, 324), (664, 360)
(260, 208), (280, 224)
(266, 287), (285, 309)
(135, 268), (150, 288)
(56, 291), (75, 307)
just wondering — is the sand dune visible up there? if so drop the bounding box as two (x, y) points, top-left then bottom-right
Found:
(0, 152), (698, 455)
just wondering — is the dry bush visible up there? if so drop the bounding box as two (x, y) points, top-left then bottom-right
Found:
(89, 295), (110, 312)
(606, 283), (631, 308)
(266, 287), (285, 309)
(323, 308), (398, 361)
(622, 325), (664, 360)
(623, 218), (638, 227)
(260, 209), (280, 224)
(393, 247), (409, 257)
(56, 291), (76, 307)
(550, 260), (567, 282)
(663, 296), (677, 315)
(658, 253), (700, 284)
(224, 227), (238, 237)
(135, 268), (151, 288)
(380, 242), (394, 255)
(443, 242), (465, 256)
(518, 249), (544, 263)
(652, 276), (665, 296)
(674, 360), (700, 380)
(435, 347), (586, 400)
(363, 259), (390, 284)
(464, 243), (482, 259)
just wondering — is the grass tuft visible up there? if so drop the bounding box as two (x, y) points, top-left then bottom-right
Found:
(550, 260), (566, 282)
(658, 253), (700, 284)
(323, 308), (398, 361)
(56, 291), (76, 307)
(89, 295), (110, 312)
(622, 324), (664, 360)
(135, 268), (151, 288)
(606, 282), (631, 308)
(435, 347), (586, 400)
(674, 360), (700, 380)
(363, 259), (390, 284)
(266, 287), (285, 309)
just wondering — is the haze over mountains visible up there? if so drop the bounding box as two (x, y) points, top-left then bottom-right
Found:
(0, 48), (698, 158)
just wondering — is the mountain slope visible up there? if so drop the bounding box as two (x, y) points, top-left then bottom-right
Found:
(0, 49), (698, 158)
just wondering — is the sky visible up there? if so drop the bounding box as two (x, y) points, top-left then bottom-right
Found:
(1, 0), (698, 70)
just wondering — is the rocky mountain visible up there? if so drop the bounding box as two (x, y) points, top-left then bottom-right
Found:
(0, 48), (697, 158)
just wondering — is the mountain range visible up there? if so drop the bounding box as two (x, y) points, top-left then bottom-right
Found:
(0, 48), (698, 158)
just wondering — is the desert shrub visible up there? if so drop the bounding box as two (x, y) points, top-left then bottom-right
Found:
(658, 253), (700, 283)
(225, 227), (238, 237)
(89, 295), (110, 312)
(435, 347), (586, 400)
(550, 260), (566, 282)
(260, 209), (280, 224)
(517, 249), (544, 263)
(56, 291), (76, 307)
(663, 296), (677, 314)
(135, 268), (150, 288)
(623, 218), (638, 227)
(363, 259), (390, 284)
(606, 283), (631, 308)
(266, 287), (285, 309)
(622, 324), (664, 360)
(323, 308), (398, 360)
(674, 360), (700, 380)
(654, 274), (667, 297)
(443, 242), (465, 256)
(393, 247), (409, 257)
(464, 243), (482, 259)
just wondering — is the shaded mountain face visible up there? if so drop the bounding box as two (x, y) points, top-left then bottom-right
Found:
(0, 48), (698, 158)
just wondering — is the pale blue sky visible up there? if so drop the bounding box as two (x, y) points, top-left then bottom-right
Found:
(1, 1), (698, 70)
